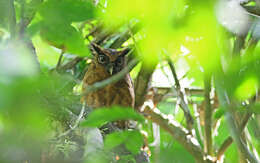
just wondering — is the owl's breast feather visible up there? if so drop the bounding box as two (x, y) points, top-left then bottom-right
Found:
(82, 62), (134, 108)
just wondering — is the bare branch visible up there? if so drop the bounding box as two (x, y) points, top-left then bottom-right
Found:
(134, 62), (157, 110)
(232, 36), (245, 56)
(203, 74), (213, 155)
(225, 111), (258, 163)
(166, 57), (194, 130)
(18, 0), (43, 36)
(216, 112), (252, 161)
(142, 106), (213, 163)
(56, 50), (65, 70)
(222, 92), (259, 163)
(59, 57), (83, 71)
(8, 0), (17, 39)
(244, 38), (258, 56)
(58, 104), (86, 138)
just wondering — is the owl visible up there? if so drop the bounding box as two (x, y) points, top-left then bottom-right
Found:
(81, 43), (135, 128)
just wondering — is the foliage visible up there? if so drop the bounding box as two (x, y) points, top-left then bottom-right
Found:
(81, 106), (144, 127)
(0, 0), (260, 163)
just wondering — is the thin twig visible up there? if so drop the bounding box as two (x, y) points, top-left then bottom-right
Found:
(56, 50), (65, 70)
(232, 36), (245, 56)
(58, 103), (86, 138)
(134, 62), (157, 110)
(216, 112), (252, 161)
(204, 74), (213, 155)
(223, 92), (259, 163)
(82, 58), (139, 96)
(244, 38), (257, 56)
(60, 57), (83, 71)
(19, 0), (26, 36)
(166, 56), (194, 131)
(9, 0), (17, 39)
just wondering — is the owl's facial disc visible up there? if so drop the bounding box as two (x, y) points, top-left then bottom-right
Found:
(97, 54), (113, 75)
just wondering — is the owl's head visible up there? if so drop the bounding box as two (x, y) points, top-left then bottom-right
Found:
(90, 43), (130, 75)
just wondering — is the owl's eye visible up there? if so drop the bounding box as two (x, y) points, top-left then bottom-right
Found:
(98, 55), (108, 64)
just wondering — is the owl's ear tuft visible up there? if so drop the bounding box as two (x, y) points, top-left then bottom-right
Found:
(120, 47), (131, 56)
(90, 43), (104, 56)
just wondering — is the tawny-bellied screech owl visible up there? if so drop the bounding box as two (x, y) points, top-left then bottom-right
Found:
(82, 43), (135, 113)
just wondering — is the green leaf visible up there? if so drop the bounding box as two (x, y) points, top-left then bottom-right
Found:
(104, 130), (143, 155)
(249, 103), (260, 114)
(39, 0), (95, 24)
(124, 130), (143, 154)
(213, 107), (225, 120)
(81, 106), (144, 127)
(104, 131), (129, 150)
(39, 22), (90, 56)
(0, 0), (10, 28)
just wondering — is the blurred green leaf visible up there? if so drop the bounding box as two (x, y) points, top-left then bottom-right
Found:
(104, 131), (128, 150)
(215, 54), (260, 101)
(124, 130), (143, 154)
(39, 0), (95, 23)
(39, 21), (90, 56)
(214, 107), (225, 120)
(234, 76), (258, 101)
(0, 0), (9, 28)
(249, 103), (260, 114)
(35, 0), (95, 56)
(225, 144), (239, 163)
(81, 106), (144, 127)
(104, 130), (143, 155)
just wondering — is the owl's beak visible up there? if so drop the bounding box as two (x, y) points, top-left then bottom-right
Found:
(108, 66), (113, 75)
(105, 63), (114, 75)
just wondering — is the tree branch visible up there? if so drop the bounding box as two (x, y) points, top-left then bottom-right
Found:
(222, 93), (259, 163)
(216, 112), (252, 161)
(244, 38), (257, 56)
(166, 57), (194, 130)
(18, 0), (43, 36)
(59, 57), (83, 71)
(134, 62), (157, 110)
(215, 69), (259, 163)
(58, 104), (86, 138)
(203, 74), (213, 155)
(56, 50), (65, 70)
(8, 0), (17, 39)
(225, 111), (258, 163)
(142, 106), (213, 163)
(232, 36), (245, 56)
